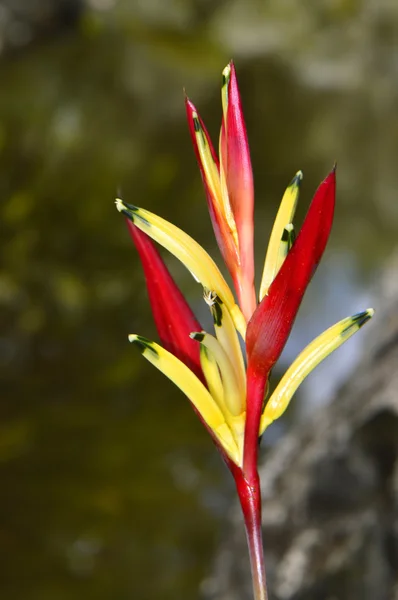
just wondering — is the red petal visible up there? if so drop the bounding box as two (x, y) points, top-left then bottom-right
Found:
(222, 62), (255, 316)
(244, 168), (336, 468)
(127, 220), (204, 381)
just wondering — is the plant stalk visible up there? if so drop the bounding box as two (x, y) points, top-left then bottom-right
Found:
(234, 469), (268, 600)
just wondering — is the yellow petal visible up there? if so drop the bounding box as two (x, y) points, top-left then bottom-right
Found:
(274, 223), (295, 275)
(221, 63), (230, 120)
(191, 331), (244, 417)
(197, 333), (245, 461)
(259, 171), (302, 300)
(259, 309), (374, 434)
(206, 291), (246, 405)
(218, 151), (239, 249)
(199, 344), (225, 412)
(191, 111), (222, 208)
(116, 199), (246, 339)
(129, 334), (241, 465)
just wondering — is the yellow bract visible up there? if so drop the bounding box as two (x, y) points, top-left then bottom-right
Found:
(191, 111), (222, 209)
(199, 344), (225, 410)
(129, 334), (242, 465)
(208, 294), (246, 402)
(192, 112), (239, 251)
(259, 309), (374, 434)
(116, 199), (247, 339)
(191, 331), (243, 417)
(221, 63), (230, 120)
(259, 171), (302, 300)
(198, 342), (246, 461)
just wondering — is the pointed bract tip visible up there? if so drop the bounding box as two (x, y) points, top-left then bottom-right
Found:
(184, 94), (196, 110)
(332, 161), (337, 172)
(289, 170), (303, 187)
(129, 334), (158, 356)
(357, 308), (375, 326)
(190, 331), (205, 342)
(210, 301), (223, 327)
(185, 94), (198, 116)
(281, 223), (295, 242)
(129, 334), (147, 354)
(116, 199), (139, 214)
(115, 198), (126, 213)
(222, 62), (231, 83)
(228, 61), (238, 82)
(346, 308), (374, 330)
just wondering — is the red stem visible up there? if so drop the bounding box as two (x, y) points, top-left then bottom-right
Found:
(243, 366), (266, 479)
(233, 467), (269, 600)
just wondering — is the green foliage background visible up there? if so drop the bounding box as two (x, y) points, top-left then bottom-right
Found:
(1, 1), (398, 599)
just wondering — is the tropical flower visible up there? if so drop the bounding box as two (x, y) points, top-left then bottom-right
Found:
(116, 62), (374, 600)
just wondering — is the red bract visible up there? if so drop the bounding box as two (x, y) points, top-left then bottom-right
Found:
(220, 62), (255, 316)
(244, 168), (336, 474)
(126, 220), (203, 381)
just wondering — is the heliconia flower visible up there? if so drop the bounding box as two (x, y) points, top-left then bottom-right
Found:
(117, 62), (374, 600)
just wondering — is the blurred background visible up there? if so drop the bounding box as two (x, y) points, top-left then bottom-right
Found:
(1, 1), (398, 599)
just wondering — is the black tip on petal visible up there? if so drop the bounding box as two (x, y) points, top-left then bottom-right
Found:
(211, 302), (223, 327)
(352, 309), (374, 328)
(193, 117), (201, 132)
(130, 335), (158, 356)
(289, 171), (303, 187)
(191, 332), (205, 342)
(124, 202), (139, 212)
(122, 209), (135, 222)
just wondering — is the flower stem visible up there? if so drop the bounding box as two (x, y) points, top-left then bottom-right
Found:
(234, 469), (269, 600)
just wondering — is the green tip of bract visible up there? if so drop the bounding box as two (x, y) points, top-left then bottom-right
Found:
(281, 223), (295, 243)
(210, 302), (223, 327)
(115, 198), (125, 213)
(222, 62), (231, 85)
(341, 308), (374, 337)
(289, 170), (303, 188)
(354, 308), (374, 327)
(190, 332), (205, 342)
(128, 334), (158, 356)
(115, 198), (139, 218)
(259, 306), (374, 436)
